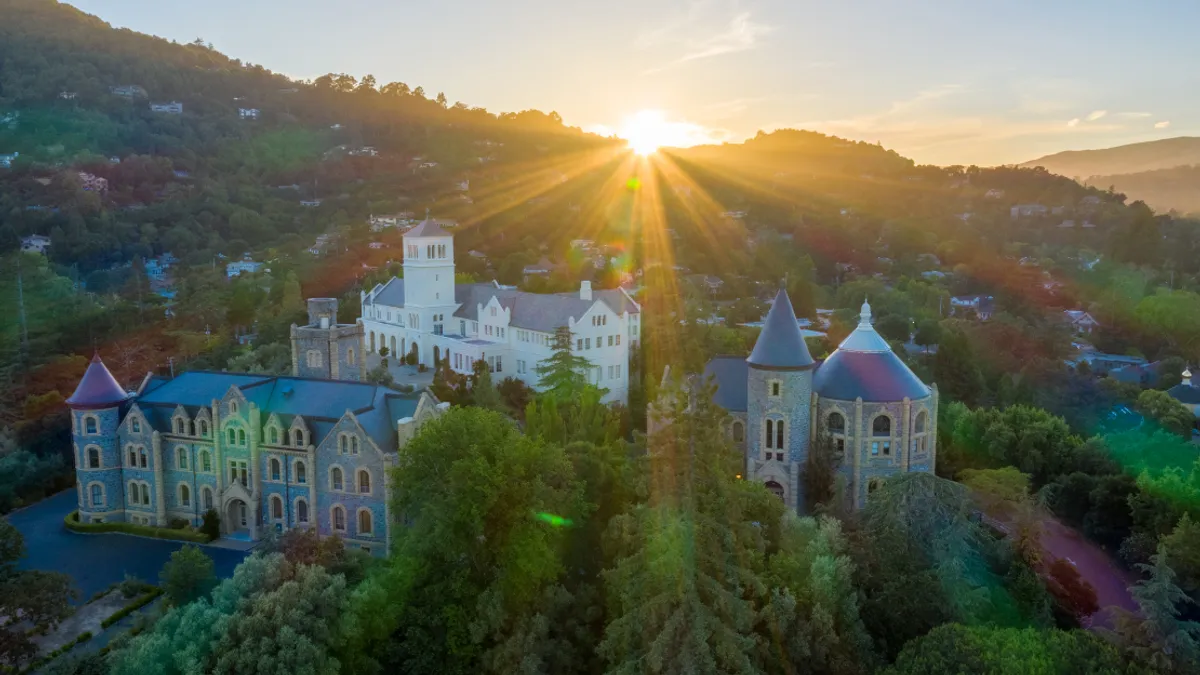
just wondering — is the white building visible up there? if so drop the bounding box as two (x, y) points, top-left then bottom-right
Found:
(239, 108), (261, 119)
(360, 219), (641, 404)
(150, 101), (183, 114)
(20, 235), (51, 254)
(226, 260), (264, 277)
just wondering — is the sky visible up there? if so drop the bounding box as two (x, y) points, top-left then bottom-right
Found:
(64, 0), (1200, 166)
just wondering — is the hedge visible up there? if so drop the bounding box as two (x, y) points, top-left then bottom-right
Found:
(100, 588), (163, 629)
(64, 511), (211, 543)
(17, 627), (97, 674)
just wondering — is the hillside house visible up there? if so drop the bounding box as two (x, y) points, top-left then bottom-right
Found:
(238, 108), (261, 119)
(1010, 204), (1048, 219)
(20, 235), (51, 254)
(950, 295), (995, 320)
(78, 172), (108, 192)
(226, 259), (264, 278)
(1071, 352), (1147, 376)
(110, 85), (147, 98)
(149, 101), (183, 114)
(985, 189), (1005, 199)
(1063, 310), (1099, 334)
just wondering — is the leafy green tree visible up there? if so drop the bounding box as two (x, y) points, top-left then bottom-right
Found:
(756, 515), (875, 674)
(160, 545), (216, 607)
(534, 325), (597, 400)
(1114, 547), (1200, 674)
(0, 520), (75, 669)
(913, 319), (942, 349)
(932, 326), (986, 406)
(338, 407), (581, 674)
(884, 624), (1139, 675)
(1163, 514), (1200, 594)
(525, 387), (623, 447)
(1136, 389), (1195, 437)
(200, 509), (220, 542)
(874, 314), (912, 342)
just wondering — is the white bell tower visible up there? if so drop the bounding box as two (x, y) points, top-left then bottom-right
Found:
(402, 213), (457, 332)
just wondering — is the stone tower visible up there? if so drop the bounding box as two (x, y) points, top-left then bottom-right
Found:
(290, 298), (367, 381)
(67, 353), (130, 523)
(745, 288), (815, 513)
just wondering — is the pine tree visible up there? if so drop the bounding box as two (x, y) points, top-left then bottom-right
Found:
(1114, 546), (1200, 673)
(534, 326), (597, 400)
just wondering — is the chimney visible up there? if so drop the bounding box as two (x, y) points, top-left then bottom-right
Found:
(320, 317), (330, 329)
(580, 280), (592, 301)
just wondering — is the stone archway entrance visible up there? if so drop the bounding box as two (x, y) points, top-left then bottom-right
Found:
(226, 499), (249, 537)
(764, 480), (785, 502)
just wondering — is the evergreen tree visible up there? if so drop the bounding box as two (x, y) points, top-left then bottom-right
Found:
(1114, 546), (1200, 673)
(469, 359), (505, 411)
(160, 545), (216, 607)
(932, 326), (986, 406)
(534, 326), (597, 400)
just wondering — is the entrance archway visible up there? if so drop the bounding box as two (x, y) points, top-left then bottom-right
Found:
(390, 335), (397, 357)
(226, 499), (249, 536)
(433, 345), (441, 368)
(764, 481), (785, 502)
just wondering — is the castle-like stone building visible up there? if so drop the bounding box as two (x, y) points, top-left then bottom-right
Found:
(704, 288), (937, 511)
(67, 344), (444, 556)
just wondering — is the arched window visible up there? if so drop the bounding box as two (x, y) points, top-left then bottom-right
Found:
(200, 450), (212, 472)
(270, 458), (281, 481)
(776, 420), (785, 449)
(827, 412), (846, 434)
(370, 332), (376, 352)
(127, 445), (136, 467)
(138, 448), (148, 468)
(87, 446), (101, 469)
(347, 347), (356, 366)
(297, 499), (309, 523)
(230, 401), (239, 415)
(84, 416), (98, 435)
(295, 461), (307, 484)
(174, 417), (184, 435)
(269, 427), (279, 444)
(351, 437), (359, 455)
(339, 435), (348, 454)
(358, 509), (373, 535)
(228, 428), (236, 445)
(292, 429), (304, 447)
(198, 420), (208, 437)
(766, 420), (774, 449)
(177, 447), (188, 470)
(358, 470), (370, 494)
(732, 421), (744, 443)
(331, 467), (343, 491)
(179, 484), (190, 507)
(872, 416), (891, 437)
(90, 483), (103, 507)
(914, 411), (927, 434)
(128, 482), (139, 506)
(271, 495), (283, 520)
(202, 487), (213, 511)
(131, 418), (141, 433)
(237, 429), (246, 445)
(332, 505), (346, 531)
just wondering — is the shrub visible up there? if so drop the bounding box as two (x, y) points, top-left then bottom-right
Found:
(63, 511), (209, 543)
(200, 509), (220, 541)
(100, 588), (163, 628)
(167, 518), (189, 530)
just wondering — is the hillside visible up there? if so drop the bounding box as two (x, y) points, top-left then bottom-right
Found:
(1020, 137), (1200, 179)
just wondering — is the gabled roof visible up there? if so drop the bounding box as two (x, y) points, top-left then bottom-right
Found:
(67, 354), (129, 410)
(371, 277), (405, 307)
(703, 356), (749, 412)
(404, 218), (451, 238)
(746, 288), (814, 370)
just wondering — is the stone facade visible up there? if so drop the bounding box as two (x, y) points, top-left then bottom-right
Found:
(745, 365), (813, 512)
(68, 358), (444, 557)
(291, 298), (367, 381)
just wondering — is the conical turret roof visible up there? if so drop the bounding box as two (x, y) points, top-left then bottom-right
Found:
(66, 353), (129, 410)
(747, 288), (815, 370)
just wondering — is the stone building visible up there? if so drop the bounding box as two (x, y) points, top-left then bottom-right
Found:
(703, 288), (938, 512)
(291, 298), (367, 381)
(67, 353), (445, 556)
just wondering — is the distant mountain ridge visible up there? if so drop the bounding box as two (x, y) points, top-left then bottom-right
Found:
(1021, 137), (1200, 214)
(1020, 137), (1200, 178)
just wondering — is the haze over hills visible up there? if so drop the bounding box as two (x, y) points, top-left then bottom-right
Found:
(1021, 137), (1200, 214)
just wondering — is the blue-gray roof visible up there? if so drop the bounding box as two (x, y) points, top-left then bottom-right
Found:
(135, 371), (423, 452)
(1168, 383), (1200, 405)
(747, 288), (815, 370)
(812, 351), (931, 402)
(373, 277), (405, 307)
(703, 357), (749, 412)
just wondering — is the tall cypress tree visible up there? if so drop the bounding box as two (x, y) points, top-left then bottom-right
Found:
(535, 325), (598, 400)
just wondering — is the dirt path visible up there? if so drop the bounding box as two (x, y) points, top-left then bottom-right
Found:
(1036, 518), (1138, 630)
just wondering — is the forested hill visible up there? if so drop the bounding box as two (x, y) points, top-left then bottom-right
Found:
(0, 0), (613, 270)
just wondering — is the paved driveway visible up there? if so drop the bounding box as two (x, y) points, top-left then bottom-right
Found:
(6, 491), (249, 603)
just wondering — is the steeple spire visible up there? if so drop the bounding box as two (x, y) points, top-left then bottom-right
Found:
(747, 288), (815, 370)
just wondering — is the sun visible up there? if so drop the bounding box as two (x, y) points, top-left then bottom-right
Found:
(617, 110), (707, 156)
